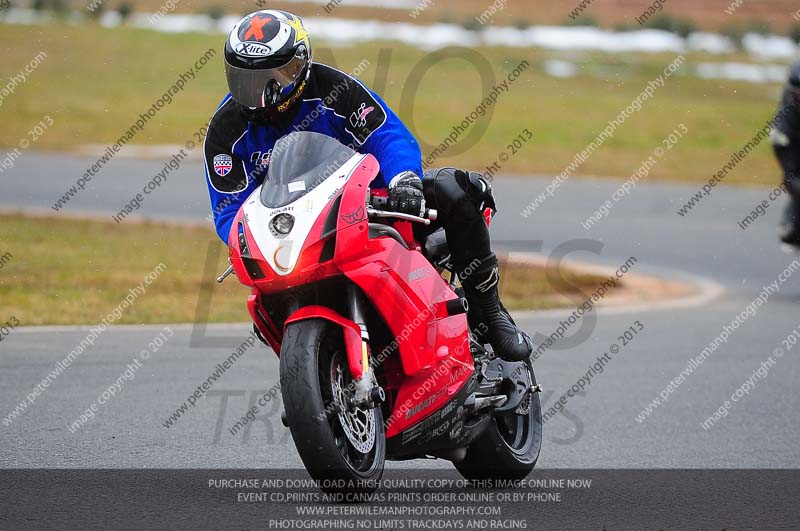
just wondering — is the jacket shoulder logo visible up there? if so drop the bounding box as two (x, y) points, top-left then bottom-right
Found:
(349, 102), (376, 129)
(213, 154), (233, 177)
(250, 150), (272, 169)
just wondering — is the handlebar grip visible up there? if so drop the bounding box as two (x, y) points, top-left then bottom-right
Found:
(370, 195), (389, 210)
(369, 193), (437, 221)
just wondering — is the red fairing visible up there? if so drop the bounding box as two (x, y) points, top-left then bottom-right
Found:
(228, 194), (342, 292)
(285, 305), (365, 380)
(229, 151), (473, 440)
(247, 291), (281, 353)
(333, 156), (472, 437)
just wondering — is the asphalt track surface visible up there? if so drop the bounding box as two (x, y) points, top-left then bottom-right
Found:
(2, 150), (800, 473)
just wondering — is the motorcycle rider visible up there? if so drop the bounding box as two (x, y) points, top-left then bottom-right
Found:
(203, 10), (532, 362)
(772, 59), (800, 250)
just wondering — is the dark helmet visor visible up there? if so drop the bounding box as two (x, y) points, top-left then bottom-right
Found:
(225, 52), (307, 109)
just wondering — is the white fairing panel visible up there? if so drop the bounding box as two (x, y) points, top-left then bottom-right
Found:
(242, 153), (366, 276)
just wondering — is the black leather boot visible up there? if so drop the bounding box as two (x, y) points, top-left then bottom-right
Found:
(460, 254), (533, 362)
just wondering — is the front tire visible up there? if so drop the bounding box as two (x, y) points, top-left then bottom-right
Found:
(455, 361), (542, 480)
(280, 319), (385, 494)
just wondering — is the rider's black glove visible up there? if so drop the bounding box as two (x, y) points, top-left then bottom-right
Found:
(388, 171), (425, 216)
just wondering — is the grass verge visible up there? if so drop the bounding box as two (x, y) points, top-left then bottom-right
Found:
(41, 0), (800, 33)
(0, 214), (612, 325)
(0, 22), (788, 187)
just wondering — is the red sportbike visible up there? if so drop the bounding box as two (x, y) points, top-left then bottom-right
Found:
(219, 132), (542, 491)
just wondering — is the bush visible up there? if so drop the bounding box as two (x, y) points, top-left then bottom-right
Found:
(721, 25), (745, 48)
(564, 15), (599, 27)
(461, 18), (484, 32)
(513, 18), (530, 30)
(790, 25), (800, 45)
(744, 20), (773, 36)
(645, 14), (696, 38)
(672, 19), (696, 38)
(117, 2), (132, 21)
(31, 0), (65, 11)
(614, 22), (638, 33)
(207, 5), (224, 22)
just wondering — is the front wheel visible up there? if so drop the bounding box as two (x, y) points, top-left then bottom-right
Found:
(280, 319), (385, 494)
(455, 360), (542, 480)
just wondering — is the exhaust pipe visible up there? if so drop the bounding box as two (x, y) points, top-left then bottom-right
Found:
(464, 393), (507, 413)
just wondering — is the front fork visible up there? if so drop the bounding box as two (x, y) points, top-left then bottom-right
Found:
(347, 284), (386, 409)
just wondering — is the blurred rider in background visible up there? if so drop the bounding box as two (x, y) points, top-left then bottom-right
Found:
(772, 59), (800, 251)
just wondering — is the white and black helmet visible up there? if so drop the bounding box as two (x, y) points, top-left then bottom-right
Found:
(224, 10), (312, 112)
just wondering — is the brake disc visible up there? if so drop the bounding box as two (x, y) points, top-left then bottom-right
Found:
(332, 359), (376, 454)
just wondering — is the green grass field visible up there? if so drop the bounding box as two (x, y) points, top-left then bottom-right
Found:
(0, 215), (606, 325)
(0, 215), (249, 325)
(39, 0), (800, 33)
(0, 22), (788, 186)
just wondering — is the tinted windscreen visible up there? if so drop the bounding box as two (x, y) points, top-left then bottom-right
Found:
(260, 132), (357, 208)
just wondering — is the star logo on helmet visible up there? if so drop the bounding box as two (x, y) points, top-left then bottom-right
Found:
(286, 16), (309, 47)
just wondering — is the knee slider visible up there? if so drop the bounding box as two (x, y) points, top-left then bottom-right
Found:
(454, 169), (497, 213)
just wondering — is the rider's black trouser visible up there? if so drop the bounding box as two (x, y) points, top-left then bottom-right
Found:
(416, 168), (495, 272)
(775, 144), (800, 232)
(775, 144), (800, 199)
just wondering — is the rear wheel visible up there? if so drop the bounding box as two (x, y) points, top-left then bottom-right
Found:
(455, 361), (542, 480)
(280, 319), (385, 494)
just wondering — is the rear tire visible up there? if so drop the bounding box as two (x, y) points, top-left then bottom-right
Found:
(455, 361), (542, 480)
(280, 319), (385, 494)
